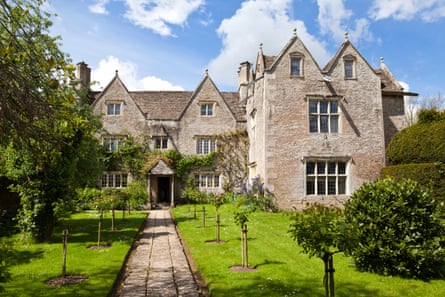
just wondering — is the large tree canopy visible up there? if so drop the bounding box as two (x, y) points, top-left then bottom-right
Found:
(0, 0), (103, 241)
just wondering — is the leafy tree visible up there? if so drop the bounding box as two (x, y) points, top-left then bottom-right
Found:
(0, 0), (103, 241)
(289, 204), (347, 297)
(344, 178), (445, 280)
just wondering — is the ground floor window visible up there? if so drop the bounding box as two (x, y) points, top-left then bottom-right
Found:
(194, 173), (220, 189)
(306, 160), (347, 195)
(102, 172), (128, 188)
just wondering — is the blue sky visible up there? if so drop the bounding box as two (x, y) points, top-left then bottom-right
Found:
(48, 0), (445, 99)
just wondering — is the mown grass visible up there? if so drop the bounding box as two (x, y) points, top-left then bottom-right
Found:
(1, 211), (147, 297)
(173, 204), (445, 297)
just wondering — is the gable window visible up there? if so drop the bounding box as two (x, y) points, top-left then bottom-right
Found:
(290, 57), (302, 76)
(103, 136), (125, 152)
(196, 137), (216, 155)
(194, 173), (220, 189)
(107, 102), (122, 115)
(201, 103), (214, 116)
(344, 60), (354, 78)
(309, 100), (339, 133)
(306, 160), (347, 195)
(153, 136), (168, 150)
(101, 172), (128, 188)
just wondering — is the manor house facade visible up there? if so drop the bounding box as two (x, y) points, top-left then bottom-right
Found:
(78, 30), (416, 210)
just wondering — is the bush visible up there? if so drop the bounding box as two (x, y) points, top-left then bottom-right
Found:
(344, 178), (445, 279)
(386, 121), (445, 165)
(381, 163), (445, 212)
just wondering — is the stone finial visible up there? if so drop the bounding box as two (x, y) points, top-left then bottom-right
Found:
(205, 69), (208, 76)
(344, 32), (349, 42)
(293, 28), (297, 37)
(380, 57), (385, 66)
(115, 69), (119, 77)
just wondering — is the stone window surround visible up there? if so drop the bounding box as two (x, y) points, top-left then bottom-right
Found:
(289, 51), (305, 77)
(199, 102), (216, 117)
(152, 135), (169, 150)
(101, 172), (128, 188)
(194, 172), (221, 189)
(343, 54), (357, 79)
(103, 135), (126, 152)
(106, 100), (124, 116)
(195, 136), (216, 155)
(306, 95), (342, 134)
(303, 157), (350, 196)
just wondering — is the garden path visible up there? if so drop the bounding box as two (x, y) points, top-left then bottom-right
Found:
(116, 208), (202, 297)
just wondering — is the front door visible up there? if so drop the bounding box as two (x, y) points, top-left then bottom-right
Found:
(157, 177), (170, 204)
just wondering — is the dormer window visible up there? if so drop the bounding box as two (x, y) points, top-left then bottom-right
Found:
(290, 52), (304, 77)
(343, 55), (356, 79)
(201, 103), (214, 117)
(107, 102), (122, 115)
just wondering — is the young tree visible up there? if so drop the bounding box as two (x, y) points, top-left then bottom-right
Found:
(289, 204), (347, 297)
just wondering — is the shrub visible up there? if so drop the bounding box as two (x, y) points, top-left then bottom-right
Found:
(344, 178), (445, 279)
(386, 121), (445, 165)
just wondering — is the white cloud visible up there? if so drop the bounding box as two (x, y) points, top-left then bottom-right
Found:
(317, 0), (373, 43)
(123, 0), (204, 36)
(207, 0), (331, 87)
(89, 0), (109, 15)
(91, 56), (184, 91)
(369, 0), (445, 21)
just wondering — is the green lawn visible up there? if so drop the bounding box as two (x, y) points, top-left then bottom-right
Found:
(173, 204), (445, 297)
(1, 211), (147, 297)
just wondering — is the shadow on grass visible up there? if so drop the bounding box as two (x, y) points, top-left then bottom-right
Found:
(50, 216), (145, 245)
(6, 249), (44, 266)
(209, 274), (381, 297)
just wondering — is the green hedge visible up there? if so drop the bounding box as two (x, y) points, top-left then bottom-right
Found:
(381, 163), (445, 204)
(386, 121), (445, 165)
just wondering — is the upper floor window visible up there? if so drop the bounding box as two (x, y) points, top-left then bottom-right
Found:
(107, 102), (122, 115)
(103, 136), (125, 152)
(101, 172), (128, 188)
(154, 136), (168, 150)
(306, 161), (347, 195)
(290, 57), (302, 76)
(196, 137), (216, 155)
(343, 55), (356, 79)
(309, 100), (339, 133)
(201, 103), (214, 116)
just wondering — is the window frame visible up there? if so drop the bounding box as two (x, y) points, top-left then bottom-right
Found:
(196, 136), (216, 155)
(200, 102), (215, 117)
(103, 135), (125, 152)
(289, 52), (304, 77)
(106, 102), (122, 116)
(153, 136), (168, 150)
(101, 172), (128, 188)
(308, 99), (340, 134)
(305, 160), (348, 196)
(194, 173), (220, 189)
(343, 55), (356, 79)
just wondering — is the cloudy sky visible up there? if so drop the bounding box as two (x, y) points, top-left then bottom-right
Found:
(48, 0), (445, 98)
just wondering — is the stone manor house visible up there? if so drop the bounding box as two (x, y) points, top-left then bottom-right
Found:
(77, 31), (416, 210)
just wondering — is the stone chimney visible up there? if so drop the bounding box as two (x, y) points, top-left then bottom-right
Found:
(75, 61), (91, 90)
(238, 61), (253, 101)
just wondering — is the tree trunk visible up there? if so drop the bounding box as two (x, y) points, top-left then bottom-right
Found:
(111, 208), (116, 231)
(242, 224), (248, 268)
(202, 206), (206, 228)
(61, 228), (68, 279)
(97, 210), (103, 246)
(323, 254), (335, 297)
(216, 212), (220, 242)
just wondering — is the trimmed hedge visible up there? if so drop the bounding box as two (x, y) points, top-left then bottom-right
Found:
(381, 163), (445, 205)
(386, 121), (445, 165)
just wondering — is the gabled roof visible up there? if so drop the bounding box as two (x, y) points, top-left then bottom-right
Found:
(322, 33), (374, 74)
(266, 29), (322, 73)
(91, 71), (245, 121)
(376, 58), (418, 96)
(178, 72), (245, 122)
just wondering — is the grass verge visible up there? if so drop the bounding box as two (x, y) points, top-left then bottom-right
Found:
(173, 204), (445, 297)
(1, 211), (147, 297)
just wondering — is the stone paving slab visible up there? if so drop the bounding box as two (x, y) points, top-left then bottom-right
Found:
(117, 209), (201, 297)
